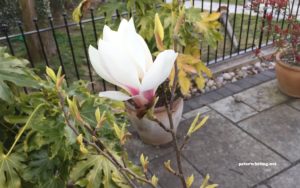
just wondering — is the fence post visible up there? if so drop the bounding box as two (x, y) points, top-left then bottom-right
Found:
(0, 23), (15, 55)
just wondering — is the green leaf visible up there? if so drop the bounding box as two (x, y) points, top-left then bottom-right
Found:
(0, 150), (25, 188)
(0, 47), (39, 103)
(4, 115), (28, 124)
(0, 81), (13, 102)
(71, 154), (126, 188)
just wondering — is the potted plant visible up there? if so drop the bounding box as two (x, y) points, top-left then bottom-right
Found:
(252, 0), (300, 97)
(88, 18), (181, 145)
(88, 7), (220, 145)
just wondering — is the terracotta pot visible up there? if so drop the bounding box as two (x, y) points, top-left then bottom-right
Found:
(275, 52), (300, 98)
(125, 98), (184, 145)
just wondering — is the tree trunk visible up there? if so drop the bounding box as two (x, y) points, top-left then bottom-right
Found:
(50, 1), (64, 25)
(20, 0), (57, 64)
(20, 0), (41, 62)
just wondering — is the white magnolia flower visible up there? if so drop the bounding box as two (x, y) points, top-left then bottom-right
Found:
(89, 18), (177, 108)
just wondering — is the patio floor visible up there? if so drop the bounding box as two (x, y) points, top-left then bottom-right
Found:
(126, 70), (300, 188)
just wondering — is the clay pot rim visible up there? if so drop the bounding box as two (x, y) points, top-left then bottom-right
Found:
(125, 97), (183, 113)
(276, 51), (300, 71)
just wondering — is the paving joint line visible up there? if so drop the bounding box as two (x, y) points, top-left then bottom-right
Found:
(234, 98), (293, 124)
(211, 109), (292, 164)
(251, 159), (300, 188)
(181, 153), (214, 182)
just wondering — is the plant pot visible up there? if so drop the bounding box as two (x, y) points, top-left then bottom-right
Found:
(275, 52), (300, 98)
(125, 98), (184, 145)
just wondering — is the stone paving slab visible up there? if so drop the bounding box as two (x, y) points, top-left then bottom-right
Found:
(182, 106), (211, 120)
(239, 104), (300, 162)
(268, 164), (300, 188)
(180, 110), (290, 188)
(209, 96), (257, 122)
(288, 99), (300, 110)
(149, 153), (204, 188)
(256, 185), (269, 188)
(125, 132), (174, 164)
(234, 80), (289, 111)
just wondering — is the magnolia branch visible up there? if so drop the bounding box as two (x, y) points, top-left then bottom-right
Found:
(57, 90), (155, 188)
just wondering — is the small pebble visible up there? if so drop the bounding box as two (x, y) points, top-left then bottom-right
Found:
(254, 62), (261, 68)
(205, 86), (210, 92)
(252, 68), (258, 74)
(241, 66), (248, 71)
(233, 95), (243, 103)
(223, 73), (232, 80)
(229, 72), (235, 77)
(207, 79), (215, 87)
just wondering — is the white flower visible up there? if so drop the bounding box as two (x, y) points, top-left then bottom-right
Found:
(89, 18), (177, 108)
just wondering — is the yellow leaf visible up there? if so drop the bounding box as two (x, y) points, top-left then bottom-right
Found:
(95, 108), (101, 124)
(187, 113), (200, 136)
(200, 174), (209, 188)
(113, 123), (131, 145)
(195, 75), (205, 90)
(46, 66), (56, 82)
(200, 174), (218, 188)
(76, 134), (84, 145)
(196, 12), (221, 34)
(177, 54), (200, 65)
(193, 116), (209, 134)
(77, 134), (88, 154)
(67, 97), (76, 117)
(71, 97), (83, 122)
(56, 75), (65, 89)
(79, 144), (89, 154)
(72, 0), (91, 23)
(207, 12), (221, 22)
(140, 153), (149, 173)
(72, 5), (82, 23)
(154, 13), (164, 41)
(113, 123), (122, 141)
(206, 185), (218, 188)
(186, 174), (194, 188)
(178, 70), (191, 95)
(184, 44), (201, 59)
(164, 160), (176, 174)
(151, 175), (159, 187)
(169, 67), (175, 88)
(56, 66), (62, 79)
(195, 62), (212, 77)
(187, 114), (209, 136)
(182, 64), (198, 74)
(154, 13), (165, 51)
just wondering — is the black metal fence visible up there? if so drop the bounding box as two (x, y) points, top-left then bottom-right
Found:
(0, 0), (299, 92)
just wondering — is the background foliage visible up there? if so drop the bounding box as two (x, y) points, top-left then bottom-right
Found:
(0, 47), (141, 188)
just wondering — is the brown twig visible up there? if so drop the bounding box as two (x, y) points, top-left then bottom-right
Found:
(148, 115), (173, 134)
(179, 136), (190, 151)
(163, 86), (187, 188)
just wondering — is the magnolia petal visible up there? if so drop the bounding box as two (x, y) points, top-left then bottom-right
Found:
(136, 34), (153, 70)
(128, 18), (137, 32)
(98, 39), (141, 90)
(118, 18), (136, 34)
(89, 45), (119, 86)
(99, 91), (131, 101)
(103, 25), (118, 42)
(132, 94), (151, 107)
(118, 18), (150, 78)
(141, 50), (178, 92)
